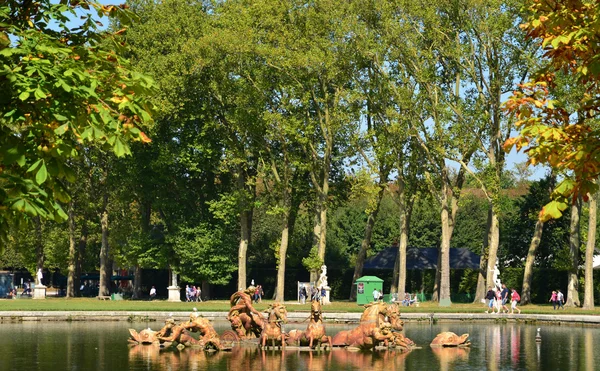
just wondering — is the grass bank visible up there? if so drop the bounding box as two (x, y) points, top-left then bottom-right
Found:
(1, 298), (600, 316)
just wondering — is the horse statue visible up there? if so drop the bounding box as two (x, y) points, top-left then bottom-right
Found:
(331, 301), (395, 350)
(260, 302), (288, 349)
(385, 303), (416, 350)
(286, 299), (332, 349)
(227, 286), (266, 339)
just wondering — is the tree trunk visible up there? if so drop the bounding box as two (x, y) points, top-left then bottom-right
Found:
(99, 193), (110, 297)
(67, 202), (77, 297)
(396, 195), (412, 298)
(236, 166), (253, 291)
(566, 197), (581, 307)
(391, 244), (400, 294)
(237, 208), (250, 290)
(76, 220), (88, 296)
(439, 200), (452, 306)
(485, 210), (500, 290)
(350, 184), (385, 300)
(583, 191), (597, 310)
(310, 207), (321, 283)
(432, 246), (441, 302)
(317, 180), (329, 262)
(132, 265), (142, 300)
(521, 219), (544, 305)
(275, 204), (291, 302)
(474, 206), (492, 303)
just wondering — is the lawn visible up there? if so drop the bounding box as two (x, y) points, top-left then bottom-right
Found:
(1, 297), (600, 316)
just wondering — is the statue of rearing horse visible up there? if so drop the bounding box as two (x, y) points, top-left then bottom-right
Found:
(286, 299), (332, 349)
(331, 302), (396, 350)
(260, 302), (288, 349)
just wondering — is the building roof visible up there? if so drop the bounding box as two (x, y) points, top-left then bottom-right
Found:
(363, 247), (480, 270)
(355, 275), (384, 283)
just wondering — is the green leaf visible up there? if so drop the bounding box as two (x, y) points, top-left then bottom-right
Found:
(19, 91), (30, 101)
(53, 113), (68, 121)
(11, 199), (26, 212)
(34, 88), (47, 100)
(540, 200), (566, 221)
(54, 124), (68, 135)
(27, 159), (42, 173)
(36, 161), (48, 185)
(114, 137), (126, 157)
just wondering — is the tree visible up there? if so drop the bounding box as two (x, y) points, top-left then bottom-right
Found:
(505, 0), (600, 220)
(0, 0), (154, 247)
(519, 174), (555, 304)
(583, 187), (597, 309)
(566, 197), (581, 307)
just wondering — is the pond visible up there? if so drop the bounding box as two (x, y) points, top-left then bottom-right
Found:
(0, 320), (597, 370)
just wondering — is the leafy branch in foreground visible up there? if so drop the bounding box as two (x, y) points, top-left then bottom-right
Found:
(504, 0), (600, 221)
(0, 0), (155, 242)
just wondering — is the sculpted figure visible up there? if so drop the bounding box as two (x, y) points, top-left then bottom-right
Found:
(128, 328), (160, 345)
(287, 299), (332, 349)
(260, 302), (288, 349)
(332, 302), (415, 350)
(182, 314), (222, 350)
(36, 268), (44, 286)
(317, 265), (328, 288)
(156, 318), (200, 347)
(129, 318), (188, 346)
(430, 332), (471, 348)
(385, 304), (416, 350)
(228, 286), (265, 339)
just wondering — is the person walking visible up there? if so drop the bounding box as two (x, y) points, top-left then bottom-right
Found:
(495, 288), (503, 313)
(373, 288), (381, 302)
(485, 287), (496, 314)
(557, 290), (565, 309)
(549, 290), (558, 310)
(501, 284), (510, 313)
(149, 286), (156, 301)
(185, 285), (191, 302)
(510, 288), (521, 314)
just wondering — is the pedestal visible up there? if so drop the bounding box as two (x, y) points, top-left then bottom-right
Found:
(33, 285), (46, 299)
(167, 286), (181, 302)
(322, 286), (331, 305)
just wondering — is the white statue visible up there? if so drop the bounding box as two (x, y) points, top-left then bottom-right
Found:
(317, 265), (328, 288)
(36, 268), (43, 286)
(171, 271), (178, 287)
(490, 260), (502, 290)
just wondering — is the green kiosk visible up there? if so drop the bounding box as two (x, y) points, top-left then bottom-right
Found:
(355, 276), (383, 305)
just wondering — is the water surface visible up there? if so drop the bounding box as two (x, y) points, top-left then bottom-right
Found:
(0, 321), (596, 370)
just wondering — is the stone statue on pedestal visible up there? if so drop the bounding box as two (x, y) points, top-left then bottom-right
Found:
(36, 268), (44, 286)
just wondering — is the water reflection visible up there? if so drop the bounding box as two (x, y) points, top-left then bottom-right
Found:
(431, 347), (469, 371)
(2, 322), (600, 371)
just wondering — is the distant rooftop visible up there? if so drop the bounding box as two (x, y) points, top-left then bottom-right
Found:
(364, 246), (480, 270)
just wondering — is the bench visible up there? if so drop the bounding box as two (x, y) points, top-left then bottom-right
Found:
(97, 295), (111, 300)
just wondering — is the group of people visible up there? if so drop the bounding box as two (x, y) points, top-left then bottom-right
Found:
(299, 284), (326, 304)
(485, 284), (521, 314)
(185, 285), (202, 302)
(252, 285), (264, 303)
(549, 290), (565, 310)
